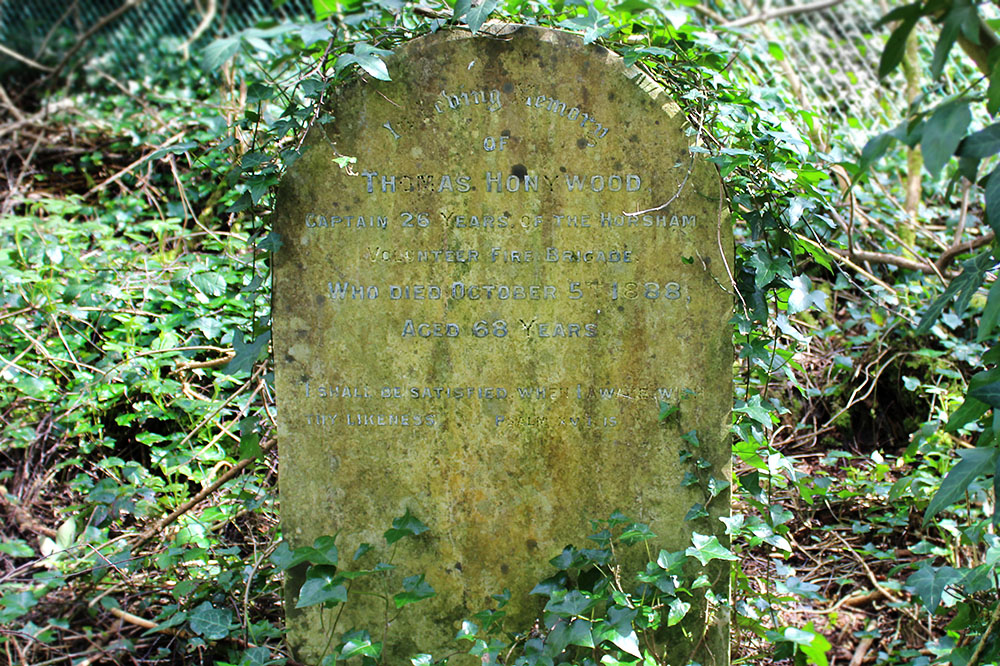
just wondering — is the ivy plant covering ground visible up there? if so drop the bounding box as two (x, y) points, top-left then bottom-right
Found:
(0, 0), (999, 664)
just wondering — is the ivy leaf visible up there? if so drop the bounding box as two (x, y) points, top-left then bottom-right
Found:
(734, 394), (774, 427)
(393, 574), (435, 608)
(455, 620), (478, 641)
(658, 400), (679, 421)
(202, 37), (241, 71)
(620, 522), (656, 544)
(240, 646), (272, 666)
(784, 623), (832, 666)
(854, 131), (896, 183)
(340, 630), (381, 660)
(957, 123), (1000, 159)
(605, 607), (640, 657)
(191, 271), (226, 298)
(0, 539), (34, 558)
(985, 166), (1000, 235)
(924, 447), (999, 525)
(546, 590), (593, 616)
(978, 279), (1000, 341)
(336, 43), (392, 81)
(464, 0), (498, 33)
(907, 564), (963, 612)
(916, 249), (997, 333)
(224, 330), (270, 376)
(787, 275), (827, 314)
(685, 533), (738, 565)
(567, 618), (594, 648)
(922, 101), (972, 178)
(930, 1), (978, 79)
(313, 0), (337, 20)
(296, 566), (348, 608)
(543, 620), (573, 656)
(384, 508), (429, 544)
(969, 380), (1000, 407)
(559, 6), (614, 44)
(878, 6), (922, 78)
(188, 601), (233, 640)
(300, 21), (332, 46)
(989, 59), (1000, 115)
(270, 542), (294, 570)
(353, 43), (392, 81)
(667, 598), (691, 626)
(55, 517), (77, 551)
(309, 536), (339, 566)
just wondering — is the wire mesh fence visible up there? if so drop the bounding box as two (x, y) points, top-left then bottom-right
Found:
(0, 0), (313, 77)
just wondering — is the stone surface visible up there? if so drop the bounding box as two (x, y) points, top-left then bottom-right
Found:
(273, 24), (732, 665)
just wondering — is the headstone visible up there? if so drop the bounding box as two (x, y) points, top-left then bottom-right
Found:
(274, 24), (732, 665)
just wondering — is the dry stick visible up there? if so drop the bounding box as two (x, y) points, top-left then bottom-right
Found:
(8, 321), (72, 380)
(174, 352), (236, 373)
(34, 1), (79, 61)
(830, 532), (903, 604)
(0, 82), (25, 121)
(180, 0), (217, 59)
(133, 437), (276, 551)
(0, 43), (53, 72)
(92, 68), (166, 128)
(820, 350), (899, 432)
(722, 0), (847, 28)
(937, 231), (996, 273)
(0, 486), (58, 538)
(793, 232), (896, 292)
(5, 131), (44, 216)
(967, 599), (1000, 666)
(84, 130), (185, 196)
(44, 0), (144, 83)
(848, 622), (877, 666)
(826, 208), (945, 278)
(97, 345), (233, 382)
(0, 348), (37, 379)
(167, 154), (227, 247)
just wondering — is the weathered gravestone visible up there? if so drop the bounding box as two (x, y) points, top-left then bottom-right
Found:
(273, 24), (732, 665)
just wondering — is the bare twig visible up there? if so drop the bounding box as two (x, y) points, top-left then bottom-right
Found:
(968, 600), (1000, 666)
(937, 230), (996, 273)
(133, 437), (275, 550)
(0, 43), (54, 72)
(722, 0), (848, 28)
(0, 485), (58, 538)
(849, 622), (877, 666)
(793, 232), (896, 292)
(830, 531), (903, 604)
(84, 131), (185, 196)
(44, 0), (145, 82)
(180, 0), (217, 58)
(0, 82), (26, 121)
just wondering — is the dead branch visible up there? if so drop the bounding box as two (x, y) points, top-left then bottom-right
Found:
(721, 0), (848, 28)
(180, 0), (218, 59)
(173, 352), (236, 373)
(132, 437), (275, 551)
(44, 0), (144, 83)
(936, 230), (996, 273)
(84, 131), (185, 197)
(0, 485), (58, 539)
(0, 82), (26, 121)
(968, 600), (1000, 666)
(849, 622), (878, 666)
(0, 44), (54, 72)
